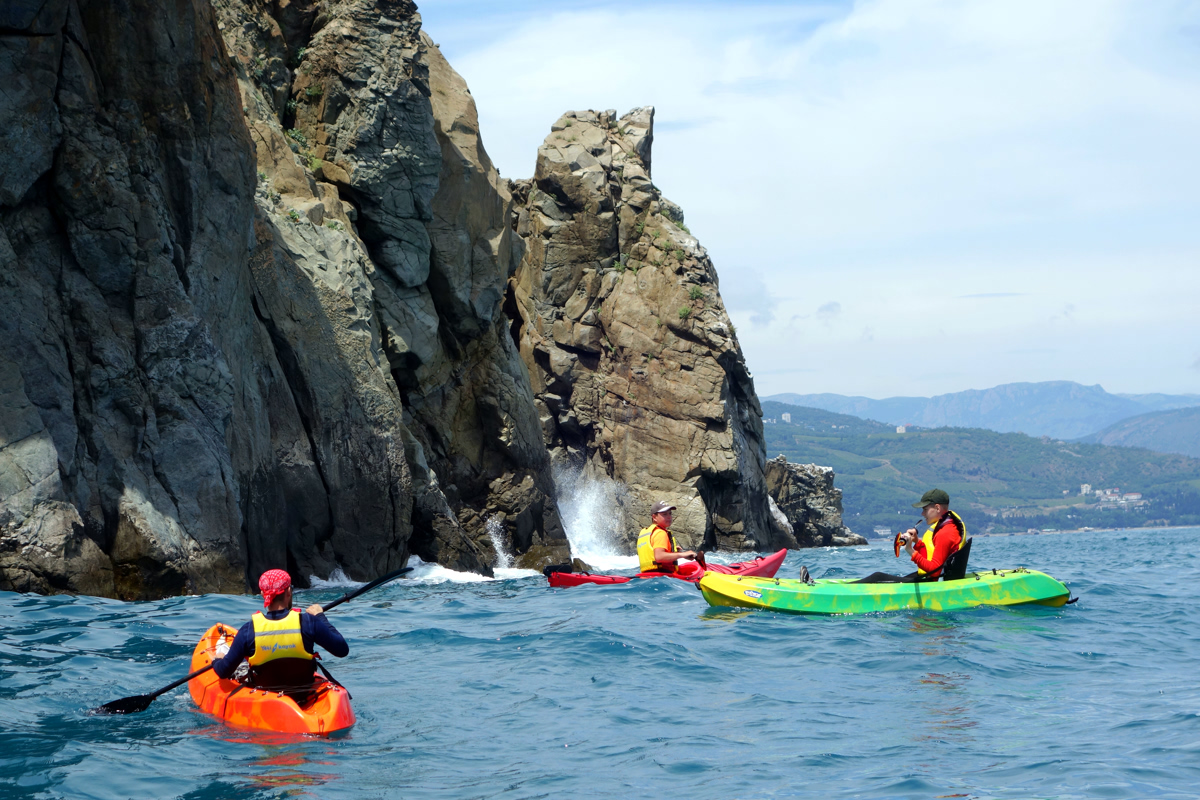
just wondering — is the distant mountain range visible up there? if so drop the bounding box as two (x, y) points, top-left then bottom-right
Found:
(764, 381), (1200, 441)
(1078, 406), (1200, 458)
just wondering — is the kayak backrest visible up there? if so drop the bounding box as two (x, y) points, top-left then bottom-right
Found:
(941, 537), (972, 581)
(542, 562), (574, 577)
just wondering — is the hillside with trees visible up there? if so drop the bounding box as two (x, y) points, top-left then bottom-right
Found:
(763, 401), (1200, 536)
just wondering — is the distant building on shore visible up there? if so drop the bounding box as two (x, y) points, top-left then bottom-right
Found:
(1080, 483), (1092, 495)
(781, 412), (791, 423)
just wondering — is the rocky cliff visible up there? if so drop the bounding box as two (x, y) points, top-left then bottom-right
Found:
(0, 1), (853, 599)
(508, 109), (796, 552)
(764, 456), (866, 547)
(0, 0), (567, 599)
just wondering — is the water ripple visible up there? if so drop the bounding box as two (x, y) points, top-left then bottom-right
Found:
(1, 527), (1198, 798)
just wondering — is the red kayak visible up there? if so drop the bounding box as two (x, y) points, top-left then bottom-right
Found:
(547, 549), (788, 588)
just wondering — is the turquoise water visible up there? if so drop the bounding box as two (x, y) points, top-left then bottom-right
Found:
(1, 527), (1197, 799)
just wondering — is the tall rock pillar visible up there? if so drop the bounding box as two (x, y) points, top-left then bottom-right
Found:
(509, 108), (795, 552)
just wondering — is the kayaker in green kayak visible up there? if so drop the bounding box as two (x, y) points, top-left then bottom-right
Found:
(853, 488), (965, 584)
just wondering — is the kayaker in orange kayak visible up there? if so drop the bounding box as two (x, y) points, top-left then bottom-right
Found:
(636, 501), (703, 578)
(211, 569), (349, 698)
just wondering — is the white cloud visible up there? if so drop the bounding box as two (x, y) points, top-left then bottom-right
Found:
(426, 0), (1200, 397)
(816, 301), (842, 326)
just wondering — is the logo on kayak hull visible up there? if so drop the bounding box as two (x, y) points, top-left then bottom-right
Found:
(743, 589), (762, 599)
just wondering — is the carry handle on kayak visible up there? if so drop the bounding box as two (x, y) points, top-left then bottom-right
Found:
(90, 566), (412, 716)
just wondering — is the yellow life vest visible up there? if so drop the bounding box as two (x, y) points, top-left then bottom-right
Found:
(636, 524), (677, 573)
(916, 511), (966, 576)
(248, 609), (313, 667)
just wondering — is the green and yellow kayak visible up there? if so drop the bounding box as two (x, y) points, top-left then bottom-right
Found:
(698, 568), (1071, 615)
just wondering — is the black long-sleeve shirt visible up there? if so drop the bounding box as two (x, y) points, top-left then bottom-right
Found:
(211, 608), (348, 679)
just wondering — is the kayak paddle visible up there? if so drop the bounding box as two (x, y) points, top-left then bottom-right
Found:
(91, 565), (412, 715)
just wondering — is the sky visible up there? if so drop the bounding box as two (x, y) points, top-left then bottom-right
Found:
(418, 0), (1200, 399)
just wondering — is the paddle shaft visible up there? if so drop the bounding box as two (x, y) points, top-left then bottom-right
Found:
(94, 565), (411, 714)
(148, 666), (213, 700)
(150, 566), (412, 694)
(319, 566), (412, 614)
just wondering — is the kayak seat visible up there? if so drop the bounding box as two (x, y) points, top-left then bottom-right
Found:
(542, 562), (574, 577)
(941, 537), (972, 581)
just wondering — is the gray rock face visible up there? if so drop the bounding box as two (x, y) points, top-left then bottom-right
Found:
(0, 0), (567, 598)
(764, 456), (866, 547)
(2, 0), (852, 597)
(508, 108), (793, 553)
(2, 0), (257, 598)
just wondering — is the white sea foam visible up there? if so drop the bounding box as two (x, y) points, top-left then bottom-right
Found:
(554, 465), (638, 571)
(403, 555), (539, 584)
(307, 556), (538, 589)
(486, 514), (513, 569)
(307, 567), (362, 589)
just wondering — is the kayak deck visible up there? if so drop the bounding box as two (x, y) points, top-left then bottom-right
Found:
(699, 568), (1071, 615)
(188, 623), (355, 735)
(547, 549), (787, 588)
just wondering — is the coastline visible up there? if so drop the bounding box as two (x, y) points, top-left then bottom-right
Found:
(974, 523), (1199, 537)
(865, 522), (1199, 543)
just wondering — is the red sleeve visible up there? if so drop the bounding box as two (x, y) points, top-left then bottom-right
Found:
(911, 520), (960, 573)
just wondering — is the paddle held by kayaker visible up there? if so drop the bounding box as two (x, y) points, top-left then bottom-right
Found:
(636, 501), (703, 578)
(210, 569), (349, 694)
(853, 488), (965, 584)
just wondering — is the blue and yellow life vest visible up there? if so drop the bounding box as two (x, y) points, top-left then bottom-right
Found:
(916, 511), (966, 576)
(248, 609), (313, 667)
(636, 524), (677, 573)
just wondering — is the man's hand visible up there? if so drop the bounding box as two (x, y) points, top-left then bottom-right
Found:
(306, 603), (324, 616)
(680, 550), (697, 560)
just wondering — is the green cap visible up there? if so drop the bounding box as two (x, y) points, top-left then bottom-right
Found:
(912, 488), (950, 508)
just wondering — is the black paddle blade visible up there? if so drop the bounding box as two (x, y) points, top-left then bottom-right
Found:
(90, 694), (155, 715)
(91, 665), (212, 716)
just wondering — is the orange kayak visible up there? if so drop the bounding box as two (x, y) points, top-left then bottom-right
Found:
(187, 623), (355, 735)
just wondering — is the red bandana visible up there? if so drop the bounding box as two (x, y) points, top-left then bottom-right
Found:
(258, 569), (292, 608)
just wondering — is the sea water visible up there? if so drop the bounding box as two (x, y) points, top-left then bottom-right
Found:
(1, 526), (1198, 799)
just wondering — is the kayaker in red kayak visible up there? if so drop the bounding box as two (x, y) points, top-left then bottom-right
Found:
(211, 569), (349, 698)
(853, 488), (965, 583)
(636, 501), (704, 579)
